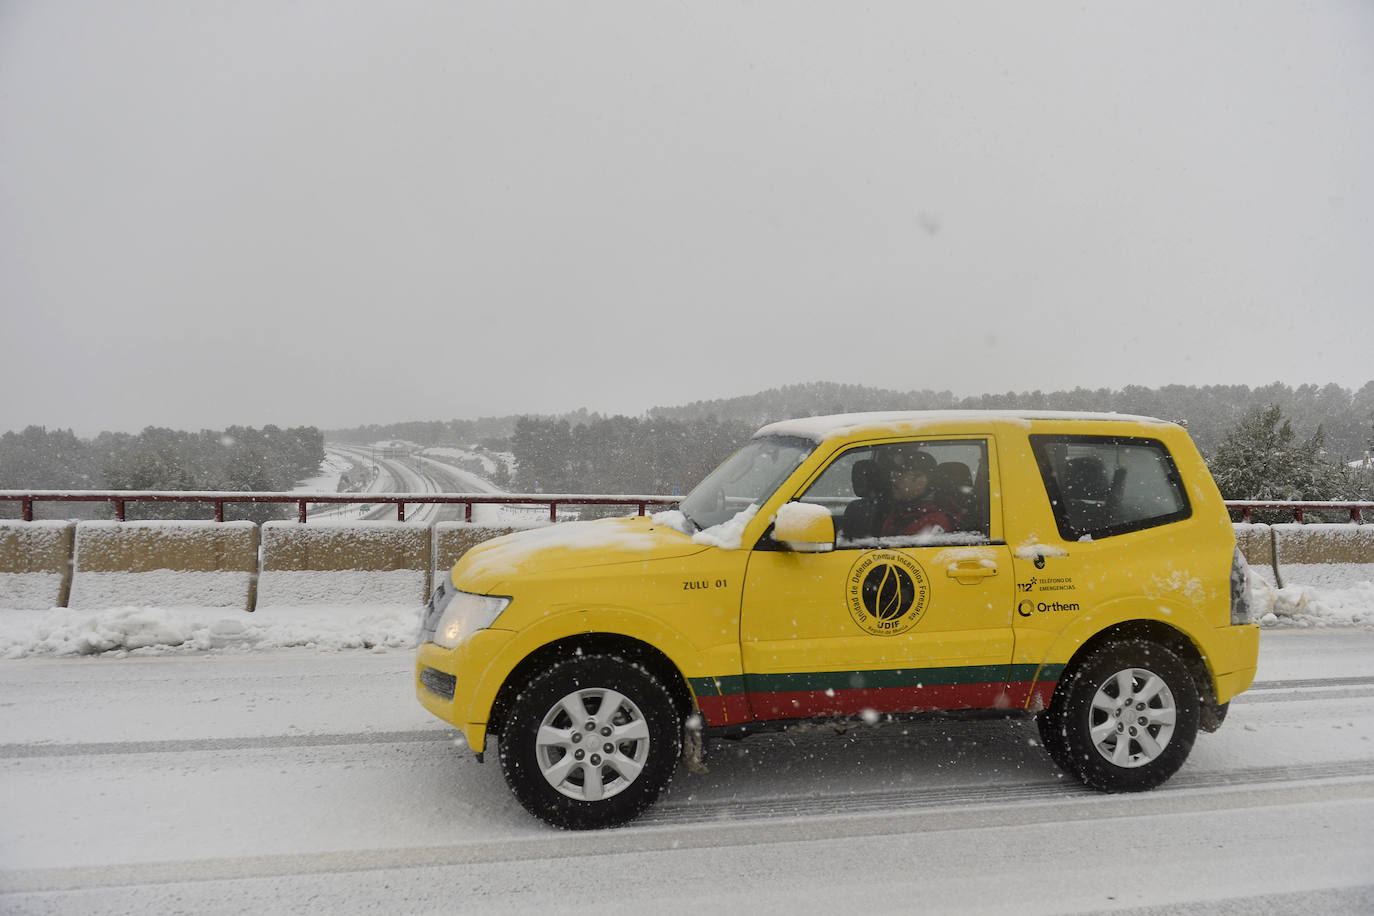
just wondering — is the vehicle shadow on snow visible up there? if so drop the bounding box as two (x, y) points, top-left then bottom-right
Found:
(654, 715), (1069, 819)
(408, 715), (1069, 833)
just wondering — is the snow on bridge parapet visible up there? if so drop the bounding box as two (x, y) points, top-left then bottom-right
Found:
(1237, 522), (1374, 590)
(1235, 524), (1277, 568)
(1, 519), (1370, 613)
(0, 521), (75, 610)
(68, 521), (258, 610)
(1272, 523), (1374, 589)
(256, 521), (432, 609)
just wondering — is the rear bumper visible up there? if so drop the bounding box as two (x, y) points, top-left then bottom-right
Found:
(1209, 623), (1260, 705)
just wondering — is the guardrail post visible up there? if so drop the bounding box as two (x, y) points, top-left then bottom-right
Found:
(398, 502), (406, 522)
(464, 502), (473, 522)
(115, 499), (126, 521)
(549, 501), (557, 523)
(214, 501), (225, 522)
(297, 500), (307, 523)
(22, 498), (33, 521)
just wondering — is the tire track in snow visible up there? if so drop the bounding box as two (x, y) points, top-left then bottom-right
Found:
(4, 769), (1372, 895)
(645, 758), (1374, 825)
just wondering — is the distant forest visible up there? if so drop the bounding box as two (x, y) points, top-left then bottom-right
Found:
(329, 380), (1374, 501)
(4, 382), (1370, 514)
(0, 425), (324, 520)
(644, 380), (1374, 462)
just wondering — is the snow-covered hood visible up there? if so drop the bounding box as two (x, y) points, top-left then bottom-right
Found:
(450, 515), (708, 595)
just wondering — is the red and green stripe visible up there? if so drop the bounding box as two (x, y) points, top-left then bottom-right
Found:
(690, 663), (1064, 726)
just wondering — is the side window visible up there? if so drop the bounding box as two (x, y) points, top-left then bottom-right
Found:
(798, 439), (991, 548)
(1029, 435), (1191, 541)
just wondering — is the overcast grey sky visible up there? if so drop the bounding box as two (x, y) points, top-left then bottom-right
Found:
(2, 1), (1371, 436)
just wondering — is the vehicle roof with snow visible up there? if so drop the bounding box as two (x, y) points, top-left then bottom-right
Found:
(755, 410), (1178, 443)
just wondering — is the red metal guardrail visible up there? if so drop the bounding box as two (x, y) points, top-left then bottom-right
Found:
(0, 490), (679, 523)
(1226, 500), (1371, 524)
(1, 491), (1371, 524)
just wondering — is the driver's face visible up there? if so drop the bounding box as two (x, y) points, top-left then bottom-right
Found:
(890, 466), (928, 500)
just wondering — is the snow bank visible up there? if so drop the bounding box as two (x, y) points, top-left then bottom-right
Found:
(68, 521), (257, 610)
(0, 520), (73, 610)
(257, 521), (430, 608)
(0, 604), (420, 659)
(1236, 527), (1373, 627)
(1249, 575), (1374, 629)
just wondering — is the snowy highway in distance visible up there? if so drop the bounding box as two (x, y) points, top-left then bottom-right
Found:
(314, 446), (494, 524)
(2, 630), (1373, 914)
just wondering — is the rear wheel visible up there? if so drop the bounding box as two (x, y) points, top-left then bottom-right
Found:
(498, 654), (680, 829)
(1041, 639), (1200, 792)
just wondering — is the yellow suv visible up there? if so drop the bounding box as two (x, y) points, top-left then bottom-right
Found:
(417, 411), (1259, 828)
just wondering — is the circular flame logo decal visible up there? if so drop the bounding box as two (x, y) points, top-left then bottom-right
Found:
(846, 550), (930, 636)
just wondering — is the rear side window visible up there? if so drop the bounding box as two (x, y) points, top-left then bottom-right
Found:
(1029, 435), (1190, 541)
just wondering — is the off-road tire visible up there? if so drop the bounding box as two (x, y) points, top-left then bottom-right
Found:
(1041, 639), (1200, 792)
(498, 653), (680, 829)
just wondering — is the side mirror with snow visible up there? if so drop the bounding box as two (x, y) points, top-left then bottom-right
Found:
(773, 502), (835, 553)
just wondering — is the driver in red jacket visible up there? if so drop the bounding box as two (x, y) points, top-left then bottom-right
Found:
(876, 446), (954, 538)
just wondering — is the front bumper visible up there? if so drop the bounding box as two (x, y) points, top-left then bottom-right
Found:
(415, 629), (516, 755)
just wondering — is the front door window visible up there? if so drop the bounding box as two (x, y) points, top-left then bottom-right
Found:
(795, 439), (992, 548)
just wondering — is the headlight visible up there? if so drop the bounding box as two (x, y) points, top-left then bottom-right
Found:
(430, 588), (511, 649)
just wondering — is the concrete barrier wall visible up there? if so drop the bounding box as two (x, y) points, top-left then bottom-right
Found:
(1269, 523), (1374, 589)
(1273, 524), (1374, 564)
(68, 521), (258, 610)
(0, 520), (1369, 610)
(0, 521), (75, 610)
(257, 521), (431, 608)
(1233, 524), (1275, 568)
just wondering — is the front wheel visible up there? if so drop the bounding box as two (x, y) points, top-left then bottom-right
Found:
(498, 654), (681, 829)
(1042, 639), (1200, 793)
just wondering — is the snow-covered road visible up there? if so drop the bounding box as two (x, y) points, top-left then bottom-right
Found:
(2, 631), (1372, 914)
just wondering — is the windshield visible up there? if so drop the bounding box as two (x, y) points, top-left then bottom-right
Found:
(679, 435), (814, 531)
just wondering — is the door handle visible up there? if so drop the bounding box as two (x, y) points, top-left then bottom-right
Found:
(945, 561), (997, 584)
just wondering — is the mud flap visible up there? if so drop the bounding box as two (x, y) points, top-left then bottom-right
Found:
(682, 714), (709, 774)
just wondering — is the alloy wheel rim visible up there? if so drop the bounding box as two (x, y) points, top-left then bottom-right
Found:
(1087, 667), (1177, 768)
(535, 687), (652, 801)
